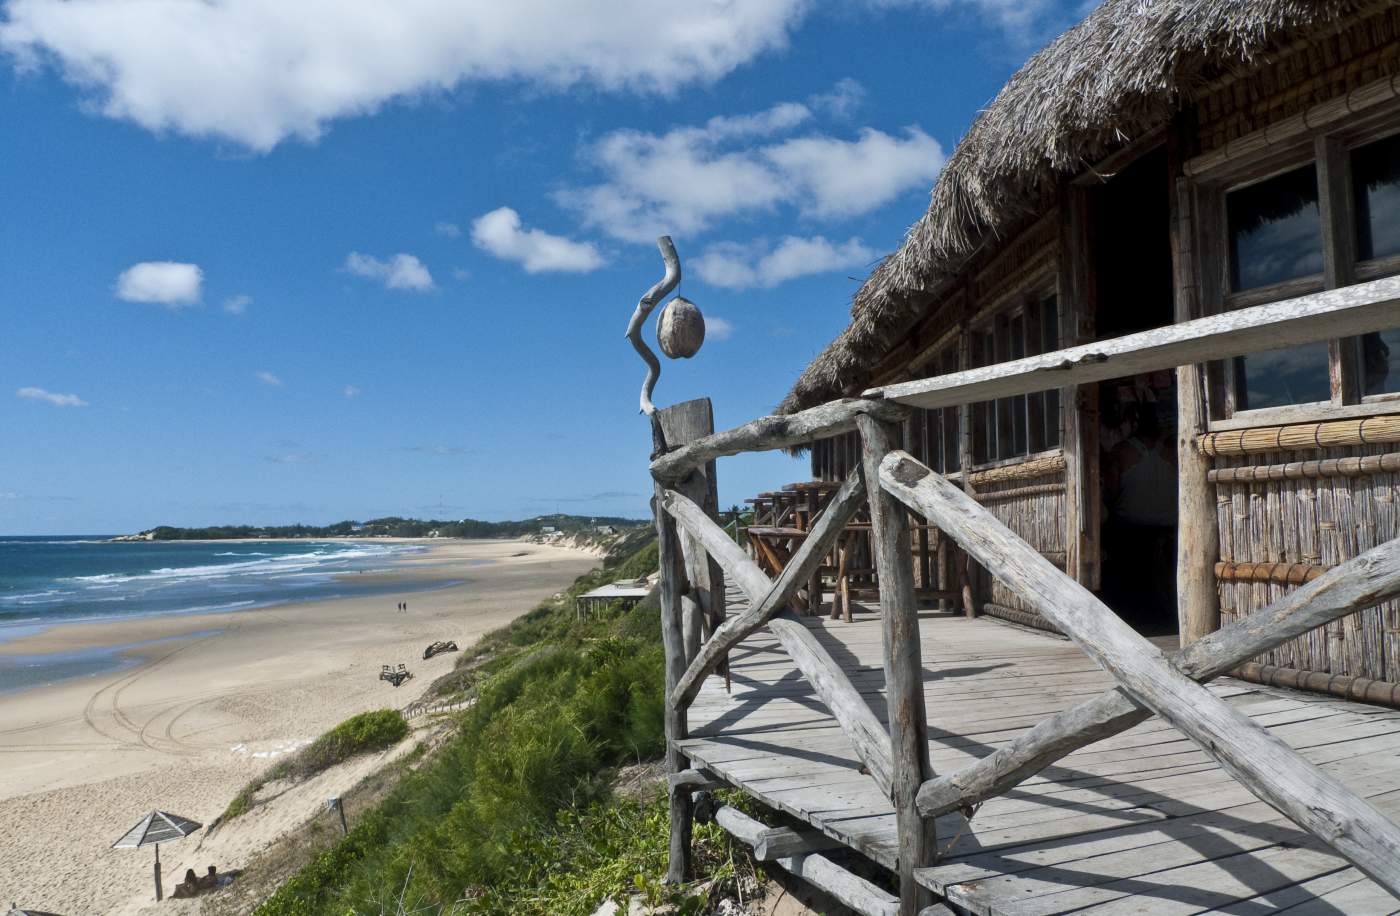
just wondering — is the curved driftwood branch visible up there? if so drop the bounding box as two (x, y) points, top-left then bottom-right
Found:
(625, 236), (681, 415)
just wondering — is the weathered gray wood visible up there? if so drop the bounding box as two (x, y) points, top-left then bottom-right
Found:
(879, 451), (1400, 895)
(857, 414), (935, 915)
(914, 535), (1400, 820)
(650, 397), (908, 483)
(657, 398), (724, 667)
(869, 275), (1400, 411)
(654, 473), (692, 883)
(667, 469), (866, 706)
(708, 802), (899, 916)
(669, 767), (724, 792)
(768, 612), (895, 797)
(663, 493), (895, 793)
(626, 237), (681, 415)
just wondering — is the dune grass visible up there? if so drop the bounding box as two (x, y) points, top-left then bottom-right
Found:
(250, 530), (759, 914)
(223, 709), (409, 821)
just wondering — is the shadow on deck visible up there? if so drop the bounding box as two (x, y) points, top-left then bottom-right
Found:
(681, 607), (1400, 915)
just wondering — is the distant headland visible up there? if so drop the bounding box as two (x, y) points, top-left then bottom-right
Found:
(111, 514), (647, 542)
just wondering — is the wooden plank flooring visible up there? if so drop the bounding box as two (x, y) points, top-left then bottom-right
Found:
(681, 596), (1400, 915)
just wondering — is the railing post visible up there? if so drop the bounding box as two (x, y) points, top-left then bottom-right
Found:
(856, 412), (934, 914)
(652, 398), (722, 883)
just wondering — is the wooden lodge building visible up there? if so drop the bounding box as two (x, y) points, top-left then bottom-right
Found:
(640, 2), (1400, 914)
(786, 0), (1400, 697)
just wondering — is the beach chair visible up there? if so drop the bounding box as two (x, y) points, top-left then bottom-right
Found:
(379, 664), (412, 687)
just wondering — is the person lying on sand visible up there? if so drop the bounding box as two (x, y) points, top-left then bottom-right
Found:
(171, 868), (200, 898)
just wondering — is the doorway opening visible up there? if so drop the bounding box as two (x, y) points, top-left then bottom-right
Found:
(1089, 146), (1179, 636)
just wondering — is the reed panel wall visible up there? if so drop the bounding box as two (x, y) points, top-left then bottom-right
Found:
(1193, 7), (1400, 155)
(1214, 441), (1400, 682)
(975, 465), (1069, 631)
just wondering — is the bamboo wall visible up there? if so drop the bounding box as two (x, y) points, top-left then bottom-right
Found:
(1213, 441), (1400, 682)
(973, 459), (1068, 632)
(1193, 7), (1400, 155)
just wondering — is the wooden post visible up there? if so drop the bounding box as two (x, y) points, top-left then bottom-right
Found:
(657, 400), (725, 667)
(956, 327), (979, 618)
(1171, 164), (1220, 645)
(652, 397), (720, 884)
(857, 413), (934, 914)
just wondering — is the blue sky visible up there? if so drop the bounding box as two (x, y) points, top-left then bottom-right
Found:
(0, 0), (1088, 534)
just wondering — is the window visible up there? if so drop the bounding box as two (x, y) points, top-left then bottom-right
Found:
(1224, 165), (1330, 411)
(1200, 121), (1400, 419)
(916, 345), (962, 474)
(1353, 132), (1400, 262)
(1226, 164), (1323, 291)
(970, 293), (1061, 464)
(1352, 132), (1400, 398)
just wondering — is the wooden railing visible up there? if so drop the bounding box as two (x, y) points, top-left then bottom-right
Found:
(646, 274), (1400, 915)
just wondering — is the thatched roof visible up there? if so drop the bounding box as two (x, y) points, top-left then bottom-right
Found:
(779, 0), (1381, 414)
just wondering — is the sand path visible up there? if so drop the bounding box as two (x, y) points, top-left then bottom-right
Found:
(0, 539), (597, 915)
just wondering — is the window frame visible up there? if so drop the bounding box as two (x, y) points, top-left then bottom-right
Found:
(966, 279), (1063, 469)
(1191, 103), (1400, 426)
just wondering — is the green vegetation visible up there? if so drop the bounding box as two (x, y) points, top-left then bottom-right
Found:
(249, 528), (756, 915)
(223, 709), (409, 821)
(134, 513), (646, 541)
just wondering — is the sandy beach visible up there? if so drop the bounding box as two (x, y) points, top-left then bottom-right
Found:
(0, 539), (599, 915)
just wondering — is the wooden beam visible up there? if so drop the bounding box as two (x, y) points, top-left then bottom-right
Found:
(1171, 164), (1220, 646)
(653, 472), (692, 883)
(661, 488), (895, 795)
(707, 802), (900, 916)
(858, 415), (935, 915)
(658, 399), (726, 665)
(914, 535), (1400, 819)
(879, 451), (1400, 895)
(650, 397), (908, 483)
(868, 275), (1400, 411)
(666, 470), (866, 707)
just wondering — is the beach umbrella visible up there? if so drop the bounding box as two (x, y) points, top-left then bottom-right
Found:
(8, 906), (63, 916)
(111, 810), (202, 901)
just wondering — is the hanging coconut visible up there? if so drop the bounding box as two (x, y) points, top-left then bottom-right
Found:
(656, 296), (705, 359)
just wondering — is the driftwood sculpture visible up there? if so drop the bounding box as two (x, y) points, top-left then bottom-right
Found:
(625, 236), (705, 414)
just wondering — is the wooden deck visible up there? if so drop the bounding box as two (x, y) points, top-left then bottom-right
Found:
(682, 600), (1400, 915)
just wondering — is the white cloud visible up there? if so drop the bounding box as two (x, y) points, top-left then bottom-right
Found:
(707, 316), (735, 341)
(343, 384), (362, 399)
(0, 0), (806, 151)
(864, 0), (1068, 46)
(766, 128), (945, 219)
(265, 451), (317, 465)
(471, 207), (604, 273)
(255, 370), (283, 387)
(809, 78), (866, 118)
(693, 236), (878, 289)
(560, 99), (944, 242)
(114, 261), (202, 307)
(17, 386), (88, 407)
(344, 252), (435, 291)
(434, 221), (461, 238)
(223, 293), (251, 315)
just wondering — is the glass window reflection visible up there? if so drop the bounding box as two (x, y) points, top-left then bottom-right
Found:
(1227, 165), (1323, 291)
(1363, 330), (1400, 396)
(1353, 133), (1400, 262)
(1237, 341), (1331, 409)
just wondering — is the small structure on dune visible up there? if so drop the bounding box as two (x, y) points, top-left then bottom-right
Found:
(574, 579), (652, 619)
(631, 1), (1400, 913)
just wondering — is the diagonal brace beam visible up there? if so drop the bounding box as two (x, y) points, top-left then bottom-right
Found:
(878, 450), (1400, 896)
(666, 469), (866, 707)
(916, 536), (1400, 818)
(661, 485), (893, 795)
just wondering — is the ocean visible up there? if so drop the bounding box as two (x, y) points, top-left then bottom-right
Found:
(0, 536), (434, 691)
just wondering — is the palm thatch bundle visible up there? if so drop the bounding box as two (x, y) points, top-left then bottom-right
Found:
(779, 0), (1382, 415)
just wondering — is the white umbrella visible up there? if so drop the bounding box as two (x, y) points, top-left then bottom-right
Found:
(111, 811), (202, 901)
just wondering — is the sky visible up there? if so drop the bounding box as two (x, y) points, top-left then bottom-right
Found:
(0, 0), (1093, 534)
